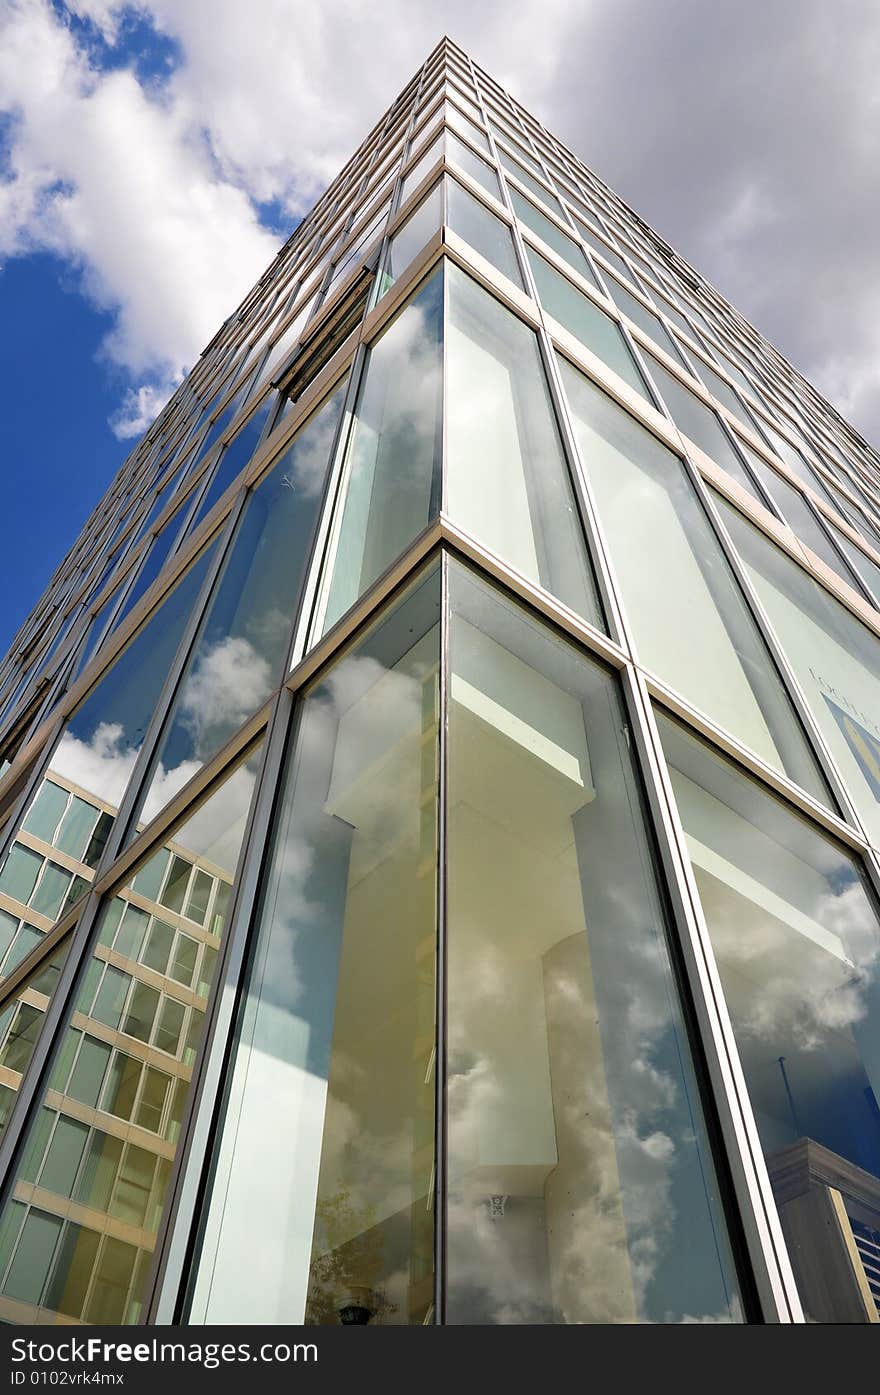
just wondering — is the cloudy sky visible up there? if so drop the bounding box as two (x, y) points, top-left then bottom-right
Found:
(1, 0), (879, 650)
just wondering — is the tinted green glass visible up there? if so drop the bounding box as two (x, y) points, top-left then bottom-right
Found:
(0, 744), (261, 1324)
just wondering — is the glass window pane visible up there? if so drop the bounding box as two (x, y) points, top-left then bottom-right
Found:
(67, 1037), (111, 1109)
(570, 217), (633, 282)
(0, 743), (261, 1324)
(101, 1054), (141, 1122)
(444, 564), (742, 1323)
(54, 796), (100, 861)
(320, 269), (443, 633)
(447, 265), (602, 628)
(0, 910), (19, 965)
(447, 178), (523, 289)
(30, 863), (72, 921)
(500, 148), (563, 217)
(21, 781), (68, 845)
(831, 524), (880, 604)
(399, 134), (442, 207)
(70, 585), (125, 684)
(153, 997), (184, 1055)
(169, 934), (198, 987)
(604, 276), (688, 367)
(658, 712), (880, 1323)
(445, 132), (500, 199)
(135, 1068), (170, 1133)
(559, 360), (830, 802)
(189, 567), (441, 1326)
(187, 400), (273, 538)
(526, 246), (650, 401)
(646, 353), (758, 490)
(3, 926), (42, 976)
(0, 947), (67, 1104)
(737, 443), (855, 583)
(140, 918), (174, 975)
(134, 386), (345, 829)
(131, 849), (169, 903)
(252, 292), (319, 397)
(114, 903), (150, 960)
(716, 495), (880, 849)
(382, 182), (443, 297)
(3, 1210), (61, 1305)
(38, 1117), (89, 1199)
(7, 545), (217, 904)
(42, 1225), (100, 1319)
(446, 104), (489, 153)
(90, 966), (130, 1030)
(112, 498), (189, 635)
(510, 189), (593, 284)
(159, 856), (191, 916)
(693, 355), (758, 434)
(0, 846), (43, 905)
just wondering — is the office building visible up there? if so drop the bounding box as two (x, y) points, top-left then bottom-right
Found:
(0, 37), (878, 1324)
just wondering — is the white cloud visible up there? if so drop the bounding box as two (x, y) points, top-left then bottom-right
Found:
(2, 0), (880, 462)
(0, 0), (278, 424)
(109, 376), (178, 439)
(49, 718), (139, 805)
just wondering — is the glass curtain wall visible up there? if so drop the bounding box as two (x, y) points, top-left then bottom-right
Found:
(188, 558), (745, 1325)
(657, 713), (880, 1323)
(190, 566), (441, 1326)
(0, 745), (263, 1325)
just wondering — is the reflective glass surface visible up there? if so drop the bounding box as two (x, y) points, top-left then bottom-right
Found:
(659, 713), (880, 1323)
(133, 387), (346, 830)
(447, 178), (523, 289)
(736, 442), (855, 583)
(559, 360), (830, 803)
(717, 496), (880, 849)
(186, 399), (273, 538)
(646, 354), (758, 491)
(526, 246), (649, 401)
(0, 745), (262, 1324)
(0, 548), (216, 953)
(445, 565), (742, 1323)
(447, 266), (602, 628)
(603, 276), (688, 367)
(509, 190), (594, 284)
(0, 946), (68, 1135)
(445, 132), (501, 199)
(382, 183), (443, 297)
(190, 569), (440, 1325)
(321, 269), (443, 633)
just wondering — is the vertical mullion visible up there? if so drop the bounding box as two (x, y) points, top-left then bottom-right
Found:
(434, 548), (449, 1325)
(144, 697), (288, 1323)
(693, 470), (874, 839)
(0, 889), (102, 1213)
(96, 492), (247, 873)
(0, 714), (64, 870)
(621, 664), (804, 1321)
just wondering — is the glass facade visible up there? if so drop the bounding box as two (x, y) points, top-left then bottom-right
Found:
(2, 39), (880, 1326)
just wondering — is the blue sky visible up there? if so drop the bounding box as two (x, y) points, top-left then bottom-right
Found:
(2, 0), (880, 657)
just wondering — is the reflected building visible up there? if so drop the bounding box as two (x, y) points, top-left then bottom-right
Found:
(0, 39), (878, 1324)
